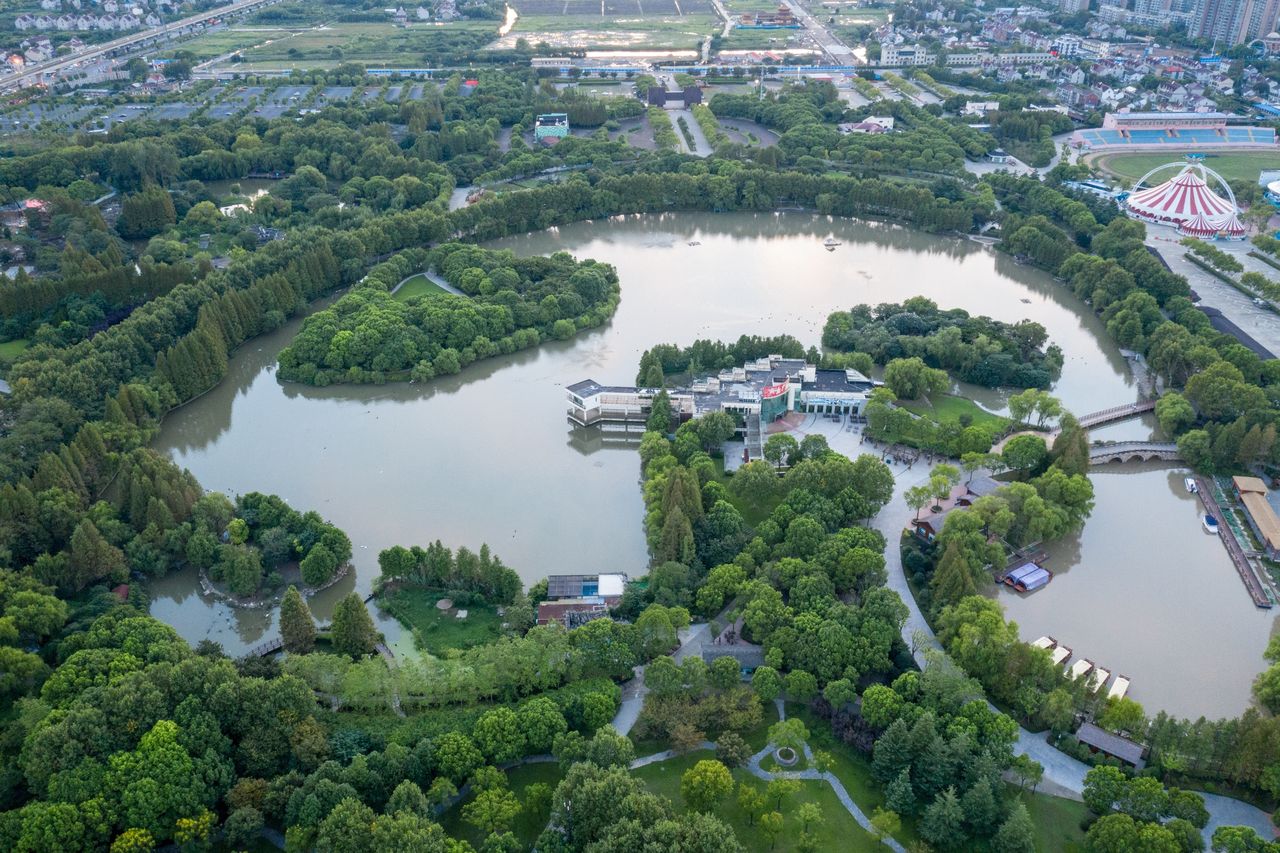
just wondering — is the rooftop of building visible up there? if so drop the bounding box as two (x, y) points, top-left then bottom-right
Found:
(1076, 722), (1146, 766)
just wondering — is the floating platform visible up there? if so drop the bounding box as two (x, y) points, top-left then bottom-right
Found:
(1004, 561), (1052, 592)
(1031, 636), (1055, 650)
(1049, 645), (1071, 666)
(1068, 658), (1094, 680)
(1088, 666), (1110, 694)
(1108, 675), (1131, 701)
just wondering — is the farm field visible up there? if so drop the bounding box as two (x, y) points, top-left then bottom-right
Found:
(492, 5), (717, 50)
(1088, 150), (1279, 186)
(158, 26), (299, 61)
(199, 21), (499, 69)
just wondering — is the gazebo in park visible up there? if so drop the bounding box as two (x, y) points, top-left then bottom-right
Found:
(1124, 159), (1245, 240)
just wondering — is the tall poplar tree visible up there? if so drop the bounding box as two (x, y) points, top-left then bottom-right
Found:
(279, 586), (316, 654)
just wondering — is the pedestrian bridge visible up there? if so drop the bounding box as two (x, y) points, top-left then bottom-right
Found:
(1089, 441), (1181, 465)
(1077, 400), (1156, 429)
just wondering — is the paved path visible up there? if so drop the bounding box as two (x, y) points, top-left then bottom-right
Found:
(771, 414), (1275, 841)
(743, 703), (906, 852)
(611, 622), (712, 736)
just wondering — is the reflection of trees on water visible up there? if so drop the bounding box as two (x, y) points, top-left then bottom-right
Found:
(489, 211), (982, 263)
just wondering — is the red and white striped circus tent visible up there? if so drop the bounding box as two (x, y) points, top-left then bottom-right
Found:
(1212, 212), (1247, 239)
(1176, 212), (1220, 238)
(1125, 164), (1238, 227)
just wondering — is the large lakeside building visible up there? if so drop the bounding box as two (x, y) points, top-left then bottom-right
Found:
(566, 356), (880, 429)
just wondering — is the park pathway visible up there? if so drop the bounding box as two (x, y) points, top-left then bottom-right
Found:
(611, 621), (711, 736)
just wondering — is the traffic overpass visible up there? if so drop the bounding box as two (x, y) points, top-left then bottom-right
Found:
(0, 0), (283, 94)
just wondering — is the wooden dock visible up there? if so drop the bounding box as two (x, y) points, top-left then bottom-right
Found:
(1194, 476), (1272, 608)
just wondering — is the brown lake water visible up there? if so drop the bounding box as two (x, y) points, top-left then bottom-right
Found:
(148, 212), (1276, 716)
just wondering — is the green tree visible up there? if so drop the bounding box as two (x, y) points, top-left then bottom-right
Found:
(991, 801), (1035, 853)
(920, 787), (967, 849)
(768, 718), (809, 753)
(680, 759), (734, 812)
(1083, 765), (1128, 816)
(869, 807), (901, 843)
(752, 665), (782, 701)
(737, 782), (766, 826)
(463, 786), (521, 835)
(766, 778), (800, 810)
(279, 586), (316, 654)
(764, 433), (800, 468)
(474, 707), (526, 764)
(731, 460), (778, 506)
(1001, 434), (1047, 474)
(330, 593), (378, 659)
(716, 731), (750, 767)
(759, 811), (784, 850)
(885, 767), (916, 815)
(883, 356), (949, 400)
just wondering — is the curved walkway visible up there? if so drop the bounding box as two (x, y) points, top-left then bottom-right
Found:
(780, 415), (1274, 841)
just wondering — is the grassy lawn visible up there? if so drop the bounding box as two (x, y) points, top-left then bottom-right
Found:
(438, 761), (563, 849)
(786, 703), (922, 847)
(376, 587), (504, 655)
(900, 393), (1008, 431)
(1089, 151), (1279, 186)
(393, 273), (450, 301)
(1021, 788), (1089, 852)
(0, 338), (29, 364)
(632, 752), (884, 851)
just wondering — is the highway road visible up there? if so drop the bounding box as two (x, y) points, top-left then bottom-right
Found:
(781, 0), (855, 64)
(0, 0), (282, 93)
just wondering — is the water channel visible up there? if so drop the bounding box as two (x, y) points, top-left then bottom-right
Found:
(149, 212), (1276, 717)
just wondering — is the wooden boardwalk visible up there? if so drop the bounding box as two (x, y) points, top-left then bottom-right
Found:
(1194, 475), (1272, 609)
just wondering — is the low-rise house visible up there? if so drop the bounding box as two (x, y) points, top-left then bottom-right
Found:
(1233, 476), (1280, 560)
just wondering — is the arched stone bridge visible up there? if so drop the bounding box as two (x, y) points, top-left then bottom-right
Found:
(1089, 441), (1181, 465)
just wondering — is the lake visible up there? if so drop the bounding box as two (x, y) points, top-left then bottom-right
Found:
(149, 212), (1273, 716)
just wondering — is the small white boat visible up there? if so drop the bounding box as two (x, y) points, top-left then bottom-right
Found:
(1088, 667), (1110, 694)
(1049, 645), (1071, 666)
(1203, 514), (1220, 535)
(1109, 675), (1131, 701)
(1031, 636), (1055, 650)
(823, 237), (841, 251)
(1184, 477), (1198, 494)
(1068, 658), (1094, 681)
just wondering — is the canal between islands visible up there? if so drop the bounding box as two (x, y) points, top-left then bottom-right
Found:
(149, 212), (1276, 719)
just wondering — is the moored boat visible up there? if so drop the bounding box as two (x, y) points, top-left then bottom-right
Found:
(1068, 658), (1094, 680)
(1184, 477), (1197, 494)
(1108, 675), (1131, 701)
(1203, 514), (1219, 535)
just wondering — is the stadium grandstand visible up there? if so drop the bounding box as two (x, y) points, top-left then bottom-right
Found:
(1073, 111), (1276, 150)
